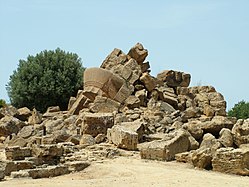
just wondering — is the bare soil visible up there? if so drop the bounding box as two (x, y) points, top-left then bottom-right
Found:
(1, 155), (249, 187)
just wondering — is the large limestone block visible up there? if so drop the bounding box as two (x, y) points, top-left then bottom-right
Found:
(140, 72), (157, 92)
(68, 93), (90, 115)
(157, 70), (191, 88)
(89, 96), (120, 113)
(5, 146), (32, 161)
(127, 43), (148, 64)
(79, 134), (96, 146)
(212, 147), (249, 176)
(201, 116), (234, 136)
(124, 95), (141, 109)
(4, 160), (34, 176)
(200, 133), (222, 153)
(0, 116), (24, 137)
(140, 130), (190, 161)
(121, 121), (145, 142)
(14, 107), (31, 121)
(18, 125), (34, 139)
(12, 165), (70, 179)
(232, 119), (249, 147)
(107, 125), (138, 150)
(191, 148), (212, 170)
(82, 113), (114, 137)
(101, 48), (128, 70)
(0, 162), (5, 180)
(84, 68), (131, 103)
(183, 120), (204, 140)
(32, 144), (63, 158)
(135, 89), (147, 107)
(219, 128), (233, 147)
(28, 108), (42, 125)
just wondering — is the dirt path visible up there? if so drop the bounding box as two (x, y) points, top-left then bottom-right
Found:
(1, 156), (248, 187)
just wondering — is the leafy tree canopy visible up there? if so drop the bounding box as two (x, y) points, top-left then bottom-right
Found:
(6, 48), (84, 112)
(0, 99), (6, 108)
(228, 100), (249, 119)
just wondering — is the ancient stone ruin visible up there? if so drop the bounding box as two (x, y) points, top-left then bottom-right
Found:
(1, 43), (249, 180)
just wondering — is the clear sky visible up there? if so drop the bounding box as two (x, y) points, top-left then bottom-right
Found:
(0, 0), (248, 110)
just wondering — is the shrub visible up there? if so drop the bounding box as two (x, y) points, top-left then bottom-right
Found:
(6, 48), (84, 112)
(228, 100), (249, 119)
(0, 99), (6, 108)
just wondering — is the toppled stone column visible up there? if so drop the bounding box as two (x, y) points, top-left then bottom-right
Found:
(84, 68), (132, 103)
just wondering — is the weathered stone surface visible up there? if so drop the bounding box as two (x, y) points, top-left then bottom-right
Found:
(157, 70), (191, 88)
(147, 99), (176, 114)
(42, 131), (71, 144)
(188, 135), (199, 150)
(80, 134), (96, 146)
(18, 125), (34, 139)
(43, 106), (61, 118)
(68, 93), (90, 115)
(107, 125), (138, 150)
(219, 128), (233, 147)
(14, 107), (31, 121)
(65, 161), (90, 172)
(127, 43), (148, 64)
(232, 119), (249, 147)
(89, 96), (120, 113)
(203, 105), (215, 117)
(140, 129), (190, 161)
(84, 68), (131, 103)
(141, 61), (150, 73)
(156, 86), (178, 108)
(124, 95), (141, 109)
(67, 96), (77, 111)
(95, 134), (106, 144)
(82, 113), (114, 137)
(28, 108), (42, 125)
(5, 136), (28, 147)
(101, 48), (128, 70)
(200, 133), (222, 152)
(212, 147), (249, 176)
(135, 89), (147, 107)
(5, 146), (32, 160)
(121, 121), (145, 142)
(111, 58), (142, 85)
(191, 148), (212, 170)
(0, 116), (20, 137)
(31, 144), (63, 164)
(201, 116), (234, 136)
(5, 160), (34, 176)
(0, 162), (5, 180)
(0, 112), (4, 120)
(140, 72), (157, 92)
(181, 107), (201, 121)
(175, 152), (193, 163)
(15, 165), (70, 179)
(183, 120), (204, 140)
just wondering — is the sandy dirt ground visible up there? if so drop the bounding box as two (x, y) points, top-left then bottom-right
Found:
(1, 155), (249, 187)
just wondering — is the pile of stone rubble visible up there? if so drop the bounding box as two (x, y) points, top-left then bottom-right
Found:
(0, 43), (249, 180)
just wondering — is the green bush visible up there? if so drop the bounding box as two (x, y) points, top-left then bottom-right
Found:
(228, 100), (249, 119)
(6, 48), (84, 112)
(0, 99), (6, 108)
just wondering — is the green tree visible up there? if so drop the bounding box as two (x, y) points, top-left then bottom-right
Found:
(0, 99), (6, 108)
(228, 100), (249, 119)
(6, 48), (84, 112)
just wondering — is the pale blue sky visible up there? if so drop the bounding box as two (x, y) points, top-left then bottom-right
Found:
(0, 0), (248, 110)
